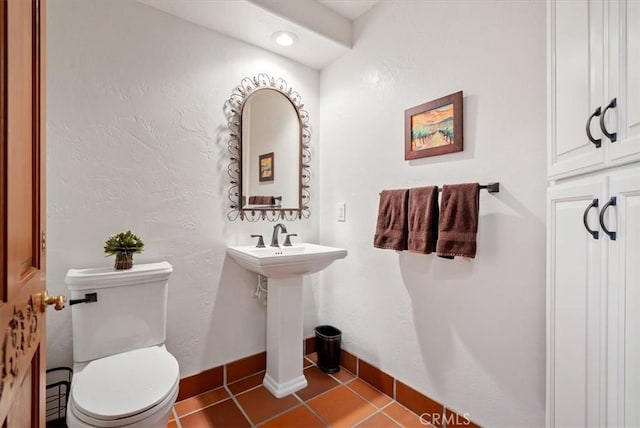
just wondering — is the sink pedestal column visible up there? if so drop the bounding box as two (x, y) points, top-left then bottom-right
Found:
(263, 276), (308, 398)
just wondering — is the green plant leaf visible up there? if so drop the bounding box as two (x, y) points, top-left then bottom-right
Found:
(104, 230), (145, 256)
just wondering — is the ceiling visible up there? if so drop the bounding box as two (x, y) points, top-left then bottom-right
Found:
(138, 0), (380, 69)
(316, 0), (379, 20)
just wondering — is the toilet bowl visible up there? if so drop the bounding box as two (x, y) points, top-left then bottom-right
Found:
(65, 262), (179, 428)
(66, 345), (179, 427)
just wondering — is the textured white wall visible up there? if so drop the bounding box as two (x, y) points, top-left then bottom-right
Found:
(318, 1), (546, 427)
(46, 0), (320, 378)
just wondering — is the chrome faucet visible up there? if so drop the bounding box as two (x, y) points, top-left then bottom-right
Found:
(270, 223), (288, 247)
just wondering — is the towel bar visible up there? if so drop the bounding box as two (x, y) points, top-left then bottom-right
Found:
(379, 182), (499, 195)
(439, 182), (499, 193)
(478, 182), (500, 193)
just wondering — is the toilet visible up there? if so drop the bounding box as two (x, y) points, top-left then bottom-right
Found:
(65, 262), (180, 428)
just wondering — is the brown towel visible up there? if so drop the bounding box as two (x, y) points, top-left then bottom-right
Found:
(374, 189), (409, 251)
(407, 186), (439, 254)
(249, 196), (274, 205)
(436, 183), (480, 259)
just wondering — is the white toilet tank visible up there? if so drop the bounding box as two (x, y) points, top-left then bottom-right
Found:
(66, 262), (173, 363)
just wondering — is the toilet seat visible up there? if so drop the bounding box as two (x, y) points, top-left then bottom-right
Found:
(68, 382), (178, 427)
(70, 346), (179, 427)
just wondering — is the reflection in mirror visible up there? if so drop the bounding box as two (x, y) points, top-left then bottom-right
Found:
(242, 89), (299, 210)
(224, 74), (310, 222)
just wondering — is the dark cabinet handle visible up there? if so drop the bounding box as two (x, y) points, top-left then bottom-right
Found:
(600, 98), (617, 142)
(586, 107), (602, 148)
(599, 196), (617, 240)
(583, 199), (599, 239)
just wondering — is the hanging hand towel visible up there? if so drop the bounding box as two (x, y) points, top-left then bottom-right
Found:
(407, 186), (439, 254)
(249, 196), (275, 205)
(436, 183), (480, 259)
(374, 189), (409, 251)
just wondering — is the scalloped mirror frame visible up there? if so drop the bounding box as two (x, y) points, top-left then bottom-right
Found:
(224, 73), (311, 222)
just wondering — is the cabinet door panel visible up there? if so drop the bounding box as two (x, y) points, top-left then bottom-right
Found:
(547, 179), (605, 427)
(608, 0), (640, 164)
(548, 0), (605, 178)
(607, 171), (640, 427)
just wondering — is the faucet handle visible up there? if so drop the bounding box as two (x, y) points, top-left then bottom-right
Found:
(251, 234), (265, 248)
(283, 233), (297, 247)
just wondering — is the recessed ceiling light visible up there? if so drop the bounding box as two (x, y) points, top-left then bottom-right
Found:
(272, 31), (298, 47)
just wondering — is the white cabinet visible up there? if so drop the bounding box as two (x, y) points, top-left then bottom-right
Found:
(546, 169), (640, 427)
(606, 171), (640, 427)
(547, 178), (606, 428)
(607, 0), (640, 165)
(548, 0), (640, 179)
(548, 1), (640, 425)
(547, 0), (604, 177)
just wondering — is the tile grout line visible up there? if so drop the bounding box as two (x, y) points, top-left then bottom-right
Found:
(295, 393), (331, 427)
(227, 369), (266, 387)
(338, 380), (394, 428)
(171, 407), (183, 428)
(232, 381), (264, 397)
(344, 380), (393, 410)
(174, 359), (414, 428)
(248, 395), (308, 427)
(173, 395), (233, 420)
(174, 362), (310, 423)
(224, 384), (257, 427)
(352, 405), (402, 428)
(387, 399), (432, 427)
(300, 400), (331, 427)
(375, 401), (404, 427)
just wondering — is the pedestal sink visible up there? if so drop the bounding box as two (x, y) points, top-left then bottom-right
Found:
(227, 243), (347, 398)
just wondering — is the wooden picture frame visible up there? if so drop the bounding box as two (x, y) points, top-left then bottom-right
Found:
(404, 91), (463, 160)
(259, 152), (274, 182)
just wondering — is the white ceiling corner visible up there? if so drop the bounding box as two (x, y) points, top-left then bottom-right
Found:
(316, 0), (379, 20)
(138, 0), (379, 69)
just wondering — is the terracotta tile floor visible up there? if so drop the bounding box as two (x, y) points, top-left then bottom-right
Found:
(168, 353), (431, 428)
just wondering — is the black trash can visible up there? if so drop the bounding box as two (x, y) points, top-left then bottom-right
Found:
(315, 325), (342, 374)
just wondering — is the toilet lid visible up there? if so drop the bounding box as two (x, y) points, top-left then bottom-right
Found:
(72, 346), (179, 420)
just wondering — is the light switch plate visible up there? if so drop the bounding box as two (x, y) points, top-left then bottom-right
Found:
(337, 202), (346, 222)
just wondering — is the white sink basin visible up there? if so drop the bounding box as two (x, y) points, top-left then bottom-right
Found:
(227, 243), (347, 278)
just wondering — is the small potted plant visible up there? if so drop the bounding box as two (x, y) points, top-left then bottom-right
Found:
(104, 230), (144, 270)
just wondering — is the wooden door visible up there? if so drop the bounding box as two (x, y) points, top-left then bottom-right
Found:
(0, 0), (47, 426)
(546, 178), (606, 427)
(547, 0), (605, 179)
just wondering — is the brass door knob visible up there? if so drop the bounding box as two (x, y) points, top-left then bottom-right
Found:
(34, 291), (67, 312)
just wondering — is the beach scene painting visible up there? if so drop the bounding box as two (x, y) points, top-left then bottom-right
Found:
(404, 91), (463, 160)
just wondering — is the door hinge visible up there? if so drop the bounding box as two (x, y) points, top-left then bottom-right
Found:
(41, 231), (46, 251)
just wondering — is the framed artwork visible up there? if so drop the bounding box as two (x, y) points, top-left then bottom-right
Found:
(259, 152), (274, 182)
(404, 91), (463, 160)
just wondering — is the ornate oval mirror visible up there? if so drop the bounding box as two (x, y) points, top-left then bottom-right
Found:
(224, 74), (310, 221)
